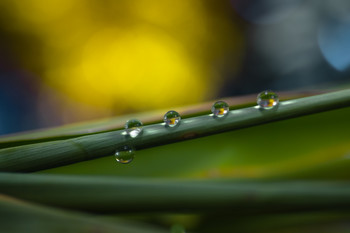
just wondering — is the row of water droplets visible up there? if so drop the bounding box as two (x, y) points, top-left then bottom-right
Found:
(115, 90), (279, 164)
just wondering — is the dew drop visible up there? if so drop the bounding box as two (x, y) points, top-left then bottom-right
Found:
(115, 145), (135, 164)
(257, 90), (279, 109)
(124, 119), (143, 138)
(211, 101), (229, 117)
(164, 110), (181, 127)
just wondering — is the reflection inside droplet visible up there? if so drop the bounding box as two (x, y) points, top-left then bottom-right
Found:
(115, 145), (135, 164)
(211, 101), (229, 118)
(164, 110), (181, 127)
(125, 119), (143, 138)
(257, 90), (279, 109)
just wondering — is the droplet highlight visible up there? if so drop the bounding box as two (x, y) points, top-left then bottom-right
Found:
(211, 101), (229, 117)
(164, 110), (181, 127)
(125, 119), (143, 138)
(115, 145), (135, 164)
(257, 90), (279, 109)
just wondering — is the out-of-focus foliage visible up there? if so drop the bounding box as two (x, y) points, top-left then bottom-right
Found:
(0, 0), (242, 121)
(1, 0), (350, 135)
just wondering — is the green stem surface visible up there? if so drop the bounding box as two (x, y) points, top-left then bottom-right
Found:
(0, 194), (168, 233)
(1, 173), (350, 213)
(1, 89), (350, 172)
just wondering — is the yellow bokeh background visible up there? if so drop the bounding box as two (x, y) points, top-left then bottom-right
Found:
(2, 0), (243, 123)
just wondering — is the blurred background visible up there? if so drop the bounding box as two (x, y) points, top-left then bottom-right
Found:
(0, 0), (350, 135)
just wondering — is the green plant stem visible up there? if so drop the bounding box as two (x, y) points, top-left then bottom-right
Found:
(0, 91), (312, 148)
(0, 194), (168, 233)
(0, 89), (350, 172)
(1, 173), (350, 213)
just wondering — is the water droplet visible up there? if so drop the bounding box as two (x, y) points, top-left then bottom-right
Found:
(115, 145), (135, 164)
(257, 90), (279, 109)
(164, 110), (181, 127)
(125, 119), (143, 138)
(211, 101), (229, 117)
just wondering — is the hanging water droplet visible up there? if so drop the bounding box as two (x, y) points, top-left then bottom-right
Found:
(211, 101), (229, 117)
(125, 119), (143, 138)
(164, 110), (181, 127)
(115, 145), (135, 164)
(257, 90), (279, 109)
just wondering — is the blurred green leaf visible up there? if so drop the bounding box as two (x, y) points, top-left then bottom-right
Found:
(1, 173), (350, 214)
(194, 211), (350, 233)
(0, 194), (168, 233)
